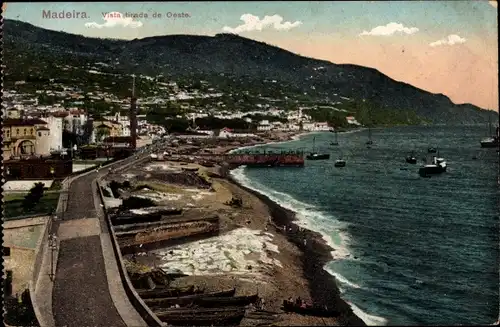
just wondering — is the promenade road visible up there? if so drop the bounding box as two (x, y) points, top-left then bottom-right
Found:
(52, 170), (126, 327)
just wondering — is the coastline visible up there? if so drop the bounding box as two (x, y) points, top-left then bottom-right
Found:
(107, 130), (368, 326)
(223, 130), (366, 325)
(226, 174), (366, 326)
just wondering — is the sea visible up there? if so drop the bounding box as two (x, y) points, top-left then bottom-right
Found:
(230, 126), (499, 326)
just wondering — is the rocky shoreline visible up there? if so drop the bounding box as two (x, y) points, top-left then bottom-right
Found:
(226, 175), (366, 326)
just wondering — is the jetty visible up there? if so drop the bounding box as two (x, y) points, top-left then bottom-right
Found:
(165, 151), (305, 168)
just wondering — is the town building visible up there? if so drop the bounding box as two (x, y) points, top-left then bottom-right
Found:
(4, 157), (73, 180)
(257, 120), (272, 131)
(103, 112), (131, 136)
(302, 122), (331, 131)
(346, 116), (361, 125)
(2, 118), (52, 160)
(90, 118), (123, 143)
(102, 136), (139, 148)
(218, 127), (257, 138)
(41, 116), (63, 151)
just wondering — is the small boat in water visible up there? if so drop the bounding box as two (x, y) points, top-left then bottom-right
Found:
(405, 151), (417, 164)
(306, 137), (330, 160)
(419, 155), (447, 177)
(480, 114), (499, 148)
(334, 159), (346, 167)
(481, 137), (499, 148)
(306, 153), (330, 160)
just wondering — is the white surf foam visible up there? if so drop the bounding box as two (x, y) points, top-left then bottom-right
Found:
(324, 266), (362, 290)
(228, 128), (385, 325)
(230, 167), (351, 261)
(349, 301), (388, 326)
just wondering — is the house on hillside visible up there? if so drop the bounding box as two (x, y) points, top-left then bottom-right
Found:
(257, 120), (272, 131)
(346, 116), (361, 125)
(302, 122), (330, 131)
(218, 127), (256, 138)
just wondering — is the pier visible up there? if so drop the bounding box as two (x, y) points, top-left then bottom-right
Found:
(173, 150), (305, 167)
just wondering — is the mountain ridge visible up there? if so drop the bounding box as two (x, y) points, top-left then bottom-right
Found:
(3, 19), (497, 125)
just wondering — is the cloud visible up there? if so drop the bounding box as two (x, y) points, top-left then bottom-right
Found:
(359, 22), (419, 36)
(489, 1), (497, 8)
(222, 14), (302, 34)
(429, 34), (466, 47)
(85, 12), (143, 29)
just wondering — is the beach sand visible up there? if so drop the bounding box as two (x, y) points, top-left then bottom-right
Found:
(108, 133), (365, 326)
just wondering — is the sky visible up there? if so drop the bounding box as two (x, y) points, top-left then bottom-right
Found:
(4, 1), (499, 111)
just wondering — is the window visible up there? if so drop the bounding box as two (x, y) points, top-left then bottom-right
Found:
(16, 128), (20, 135)
(3, 246), (10, 256)
(6, 130), (10, 137)
(38, 132), (42, 137)
(24, 128), (27, 135)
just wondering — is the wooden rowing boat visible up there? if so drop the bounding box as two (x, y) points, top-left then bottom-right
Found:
(137, 285), (203, 299)
(157, 308), (246, 326)
(154, 306), (243, 315)
(194, 293), (259, 307)
(144, 288), (236, 307)
(282, 300), (340, 317)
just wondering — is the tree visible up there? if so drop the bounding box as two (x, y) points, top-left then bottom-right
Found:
(23, 182), (45, 210)
(95, 127), (110, 142)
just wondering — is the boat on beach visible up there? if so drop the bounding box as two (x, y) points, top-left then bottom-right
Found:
(137, 285), (204, 299)
(194, 293), (259, 307)
(282, 299), (341, 317)
(156, 307), (246, 326)
(144, 288), (237, 307)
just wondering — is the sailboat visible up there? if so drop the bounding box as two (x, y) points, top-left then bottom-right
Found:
(480, 112), (499, 148)
(366, 104), (373, 146)
(330, 130), (339, 146)
(366, 127), (373, 146)
(306, 136), (330, 160)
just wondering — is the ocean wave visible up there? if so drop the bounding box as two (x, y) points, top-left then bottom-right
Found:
(323, 265), (363, 290)
(230, 166), (351, 261)
(349, 301), (389, 326)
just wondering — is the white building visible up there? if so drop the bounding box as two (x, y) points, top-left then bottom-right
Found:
(346, 116), (361, 125)
(35, 126), (51, 155)
(104, 112), (130, 136)
(63, 110), (88, 135)
(257, 120), (272, 131)
(302, 122), (330, 131)
(42, 116), (63, 151)
(218, 127), (256, 138)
